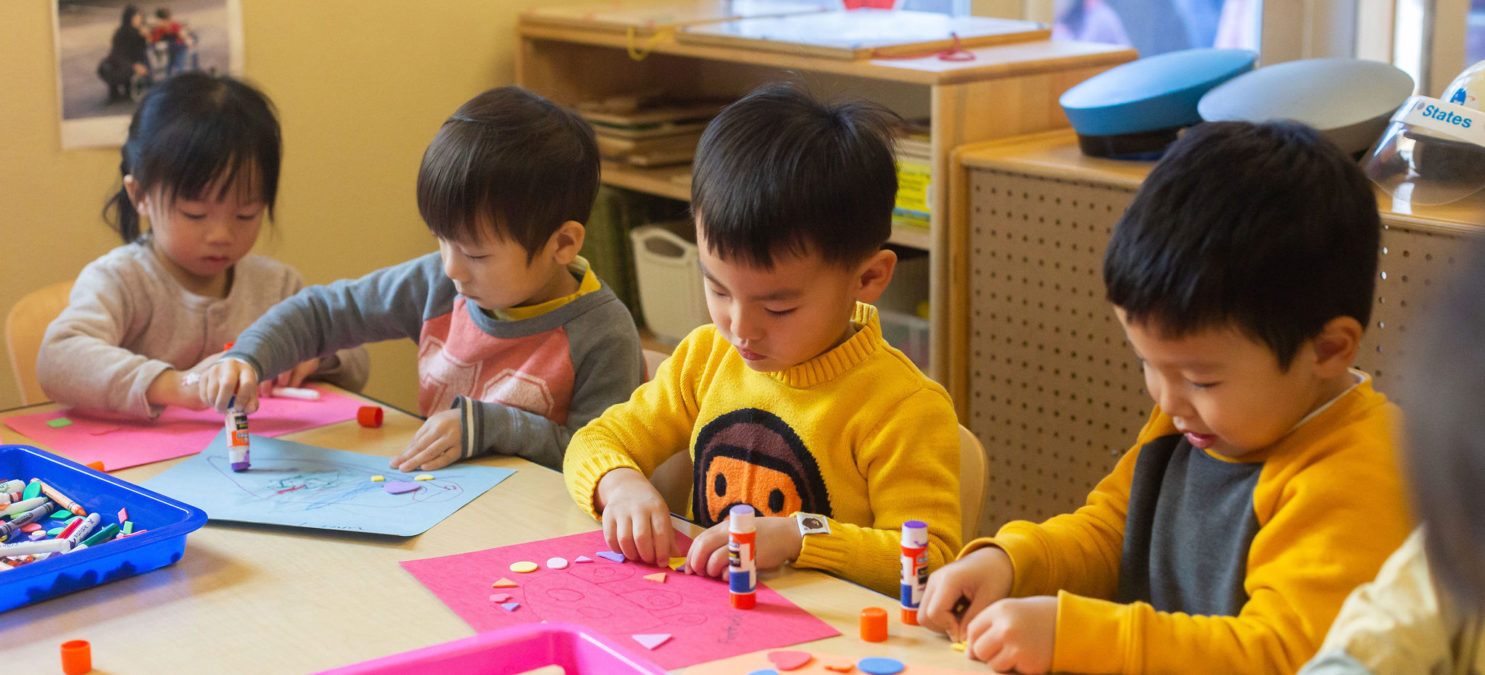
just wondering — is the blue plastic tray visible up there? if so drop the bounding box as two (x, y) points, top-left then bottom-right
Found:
(0, 444), (207, 613)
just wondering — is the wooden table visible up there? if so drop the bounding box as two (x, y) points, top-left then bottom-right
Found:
(1, 390), (979, 672)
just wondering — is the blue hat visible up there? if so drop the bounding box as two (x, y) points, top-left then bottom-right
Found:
(1060, 48), (1258, 159)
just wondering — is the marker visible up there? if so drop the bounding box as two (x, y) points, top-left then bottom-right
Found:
(226, 396), (251, 472)
(54, 515), (86, 540)
(728, 504), (756, 610)
(900, 519), (929, 625)
(0, 502), (58, 541)
(61, 513), (101, 549)
(34, 480), (87, 517)
(0, 479), (25, 494)
(271, 387), (320, 401)
(1, 496), (50, 518)
(0, 537), (73, 556)
(75, 523), (119, 550)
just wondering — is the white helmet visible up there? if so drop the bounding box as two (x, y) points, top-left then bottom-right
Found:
(1363, 60), (1485, 205)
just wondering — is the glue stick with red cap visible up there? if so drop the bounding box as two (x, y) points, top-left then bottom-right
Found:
(728, 504), (756, 609)
(900, 519), (929, 625)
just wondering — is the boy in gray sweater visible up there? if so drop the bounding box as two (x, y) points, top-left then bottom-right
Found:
(201, 86), (645, 472)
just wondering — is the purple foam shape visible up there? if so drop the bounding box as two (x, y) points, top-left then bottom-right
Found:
(383, 480), (420, 495)
(501, 602), (520, 612)
(595, 551), (625, 563)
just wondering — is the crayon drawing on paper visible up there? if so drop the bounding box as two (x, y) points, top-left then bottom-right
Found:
(143, 432), (513, 536)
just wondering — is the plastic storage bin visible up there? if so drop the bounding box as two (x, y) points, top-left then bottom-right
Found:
(630, 221), (710, 343)
(320, 622), (667, 674)
(0, 444), (207, 613)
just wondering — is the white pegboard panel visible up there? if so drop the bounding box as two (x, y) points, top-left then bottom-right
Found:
(1357, 226), (1474, 404)
(968, 170), (1145, 526)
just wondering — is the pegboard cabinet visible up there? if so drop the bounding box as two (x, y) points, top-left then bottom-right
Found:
(951, 130), (1485, 528)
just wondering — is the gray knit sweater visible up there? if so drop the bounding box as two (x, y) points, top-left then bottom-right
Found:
(225, 252), (645, 471)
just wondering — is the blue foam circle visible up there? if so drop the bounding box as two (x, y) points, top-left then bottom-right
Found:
(858, 656), (906, 675)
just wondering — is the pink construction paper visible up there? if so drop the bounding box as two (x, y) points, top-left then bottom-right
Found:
(400, 529), (840, 670)
(1, 385), (368, 470)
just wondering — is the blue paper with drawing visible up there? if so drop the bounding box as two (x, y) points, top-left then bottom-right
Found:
(143, 432), (515, 536)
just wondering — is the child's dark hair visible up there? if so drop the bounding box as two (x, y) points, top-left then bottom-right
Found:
(1403, 239), (1485, 609)
(1103, 121), (1380, 369)
(417, 86), (599, 261)
(106, 72), (281, 243)
(691, 83), (901, 269)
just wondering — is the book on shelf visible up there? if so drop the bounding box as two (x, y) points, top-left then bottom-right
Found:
(577, 95), (725, 169)
(894, 125), (932, 230)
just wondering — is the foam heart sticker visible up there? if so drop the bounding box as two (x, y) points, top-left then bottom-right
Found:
(821, 654), (856, 672)
(767, 650), (813, 671)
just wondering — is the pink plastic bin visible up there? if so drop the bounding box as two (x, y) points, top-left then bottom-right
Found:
(319, 622), (667, 675)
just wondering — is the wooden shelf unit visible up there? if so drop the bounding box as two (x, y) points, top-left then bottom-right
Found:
(950, 129), (1485, 526)
(517, 19), (1135, 380)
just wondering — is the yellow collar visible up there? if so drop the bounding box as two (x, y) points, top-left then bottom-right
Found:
(490, 257), (600, 321)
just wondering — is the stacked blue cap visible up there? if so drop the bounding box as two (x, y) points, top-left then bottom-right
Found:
(1060, 48), (1258, 159)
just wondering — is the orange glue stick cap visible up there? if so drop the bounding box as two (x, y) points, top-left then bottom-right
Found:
(60, 639), (91, 675)
(357, 406), (384, 428)
(860, 607), (888, 642)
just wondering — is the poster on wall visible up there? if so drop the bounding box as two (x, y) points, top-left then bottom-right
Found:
(52, 0), (244, 149)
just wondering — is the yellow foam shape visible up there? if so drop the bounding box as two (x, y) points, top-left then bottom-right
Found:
(668, 556), (688, 569)
(510, 561), (539, 573)
(370, 475), (385, 482)
(414, 474), (435, 481)
(951, 641), (967, 652)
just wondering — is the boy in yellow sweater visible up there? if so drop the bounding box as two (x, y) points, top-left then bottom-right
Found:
(562, 83), (962, 596)
(919, 121), (1411, 673)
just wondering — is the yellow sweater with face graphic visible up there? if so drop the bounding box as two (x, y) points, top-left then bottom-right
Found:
(564, 302), (962, 596)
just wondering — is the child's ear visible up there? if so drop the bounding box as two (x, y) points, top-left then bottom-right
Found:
(1309, 316), (1363, 378)
(123, 175), (147, 214)
(546, 220), (585, 266)
(852, 248), (897, 303)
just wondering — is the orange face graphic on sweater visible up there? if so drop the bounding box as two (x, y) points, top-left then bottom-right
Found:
(691, 408), (831, 526)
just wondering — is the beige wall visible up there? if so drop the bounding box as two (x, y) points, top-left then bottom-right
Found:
(0, 0), (612, 413)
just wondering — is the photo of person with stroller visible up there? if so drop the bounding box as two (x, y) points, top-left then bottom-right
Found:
(56, 0), (233, 121)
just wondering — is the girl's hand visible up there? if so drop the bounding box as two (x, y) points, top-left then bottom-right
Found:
(200, 358), (260, 414)
(389, 409), (463, 472)
(920, 546), (1015, 642)
(259, 358), (319, 400)
(963, 596), (1058, 674)
(596, 468), (678, 565)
